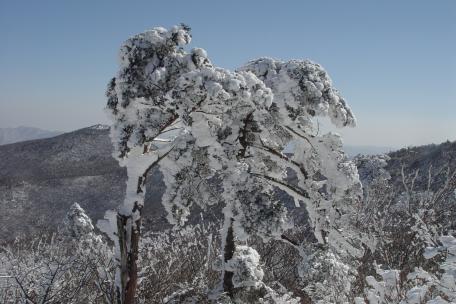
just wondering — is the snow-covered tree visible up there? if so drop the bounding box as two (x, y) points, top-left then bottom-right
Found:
(100, 24), (275, 303)
(101, 24), (362, 303)
(64, 202), (99, 239)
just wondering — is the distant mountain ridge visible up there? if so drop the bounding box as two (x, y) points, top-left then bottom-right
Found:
(344, 145), (396, 158)
(0, 126), (63, 145)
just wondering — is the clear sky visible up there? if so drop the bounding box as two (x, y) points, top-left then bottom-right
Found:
(1, 0), (455, 147)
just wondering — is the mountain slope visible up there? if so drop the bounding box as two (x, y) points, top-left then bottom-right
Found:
(0, 125), (123, 243)
(386, 141), (456, 191)
(0, 125), (199, 244)
(1, 125), (454, 244)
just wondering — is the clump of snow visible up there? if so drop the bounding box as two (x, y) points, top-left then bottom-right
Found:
(225, 245), (264, 288)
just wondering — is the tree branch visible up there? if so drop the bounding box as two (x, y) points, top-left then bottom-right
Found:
(249, 172), (309, 199)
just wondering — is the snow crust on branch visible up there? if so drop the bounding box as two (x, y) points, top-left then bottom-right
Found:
(238, 57), (356, 129)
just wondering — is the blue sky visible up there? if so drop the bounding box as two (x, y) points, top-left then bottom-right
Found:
(0, 0), (455, 147)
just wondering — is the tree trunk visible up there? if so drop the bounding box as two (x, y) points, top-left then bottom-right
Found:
(116, 193), (144, 304)
(223, 218), (235, 298)
(113, 144), (172, 303)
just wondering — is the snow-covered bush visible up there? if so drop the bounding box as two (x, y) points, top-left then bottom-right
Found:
(225, 246), (264, 289)
(356, 235), (456, 303)
(300, 246), (354, 304)
(354, 161), (456, 303)
(0, 204), (115, 304)
(137, 224), (220, 303)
